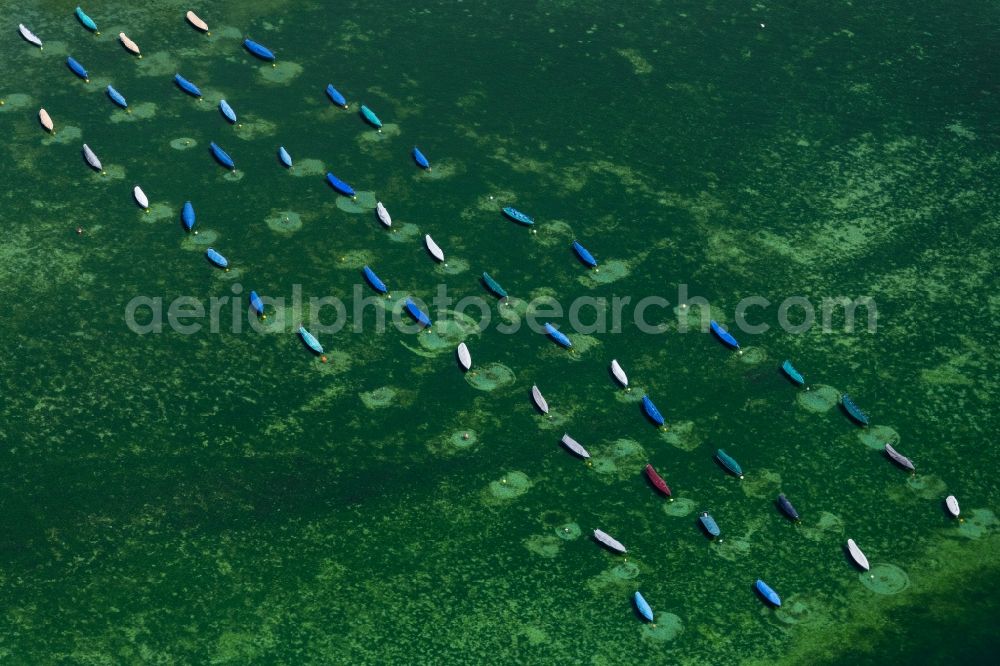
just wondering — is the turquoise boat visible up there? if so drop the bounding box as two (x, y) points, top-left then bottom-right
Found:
(205, 248), (228, 269)
(481, 272), (508, 300)
(298, 327), (324, 355)
(502, 206), (534, 226)
(572, 241), (597, 268)
(174, 74), (202, 98)
(249, 291), (265, 317)
(363, 266), (388, 294)
(841, 394), (870, 426)
(633, 592), (654, 623)
(325, 173), (355, 198)
(781, 360), (805, 386)
(710, 320), (740, 349)
(219, 100), (237, 124)
(67, 57), (89, 81)
(413, 147), (430, 170)
(181, 201), (195, 232)
(75, 6), (98, 33)
(642, 395), (664, 427)
(360, 105), (383, 130)
(210, 142), (235, 170)
(756, 580), (781, 607)
(405, 298), (432, 328)
(243, 38), (275, 61)
(106, 85), (127, 109)
(278, 147), (292, 168)
(326, 84), (347, 108)
(544, 323), (572, 348)
(716, 449), (744, 479)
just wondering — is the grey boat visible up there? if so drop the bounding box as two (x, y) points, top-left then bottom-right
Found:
(82, 143), (102, 172)
(885, 443), (915, 472)
(593, 529), (627, 554)
(531, 385), (549, 415)
(561, 433), (590, 459)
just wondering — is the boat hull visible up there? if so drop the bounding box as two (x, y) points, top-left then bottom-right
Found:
(413, 147), (430, 169)
(710, 320), (740, 349)
(82, 144), (102, 171)
(593, 529), (626, 554)
(457, 343), (472, 371)
(642, 395), (664, 426)
(249, 291), (265, 316)
(699, 512), (720, 538)
(243, 38), (275, 61)
(219, 100), (237, 124)
(424, 235), (445, 262)
(206, 248), (228, 268)
(841, 394), (870, 426)
(634, 592), (654, 622)
(776, 494), (800, 521)
(544, 323), (571, 348)
(19, 24), (43, 48)
(325, 173), (355, 197)
(360, 104), (383, 129)
(645, 464), (671, 497)
(326, 84), (347, 108)
(107, 85), (127, 109)
(175, 74), (202, 98)
(756, 580), (781, 607)
(119, 33), (140, 56)
(210, 142), (235, 170)
(405, 298), (431, 328)
(531, 385), (549, 414)
(186, 11), (209, 32)
(182, 201), (195, 231)
(298, 327), (323, 354)
(75, 7), (98, 32)
(846, 539), (870, 571)
(502, 206), (534, 226)
(482, 272), (507, 299)
(67, 57), (89, 81)
(716, 449), (744, 478)
(560, 434), (590, 459)
(885, 443), (915, 471)
(572, 241), (597, 268)
(39, 109), (54, 132)
(945, 495), (960, 518)
(278, 147), (292, 168)
(610, 359), (629, 388)
(375, 202), (392, 228)
(133, 186), (148, 209)
(362, 266), (387, 294)
(781, 360), (805, 386)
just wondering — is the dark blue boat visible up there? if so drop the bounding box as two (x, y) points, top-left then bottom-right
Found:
(776, 493), (799, 521)
(633, 592), (654, 623)
(67, 57), (89, 81)
(413, 146), (430, 170)
(710, 320), (740, 349)
(325, 172), (355, 197)
(781, 360), (805, 386)
(405, 298), (432, 328)
(755, 579), (781, 607)
(210, 142), (235, 170)
(572, 241), (597, 268)
(206, 248), (228, 269)
(326, 84), (348, 108)
(503, 206), (534, 226)
(249, 291), (265, 317)
(699, 511), (720, 538)
(278, 147), (292, 168)
(182, 201), (195, 232)
(219, 99), (237, 124)
(544, 323), (572, 349)
(642, 395), (665, 427)
(362, 266), (388, 294)
(841, 394), (870, 426)
(106, 85), (127, 109)
(175, 74), (202, 98)
(243, 38), (275, 61)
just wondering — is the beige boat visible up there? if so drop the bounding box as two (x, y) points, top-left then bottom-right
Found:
(186, 10), (209, 33)
(119, 33), (141, 57)
(38, 108), (53, 132)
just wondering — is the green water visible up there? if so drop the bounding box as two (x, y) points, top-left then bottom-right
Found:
(2, 0), (998, 662)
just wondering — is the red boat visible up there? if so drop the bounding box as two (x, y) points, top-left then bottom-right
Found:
(645, 464), (671, 497)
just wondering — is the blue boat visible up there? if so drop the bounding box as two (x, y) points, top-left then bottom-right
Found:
(243, 38), (275, 61)
(503, 206), (534, 226)
(326, 84), (348, 108)
(633, 592), (654, 623)
(249, 291), (265, 317)
(210, 142), (235, 170)
(67, 57), (89, 81)
(642, 395), (665, 427)
(572, 241), (597, 268)
(360, 104), (383, 130)
(75, 7), (98, 33)
(716, 449), (744, 479)
(325, 172), (355, 198)
(175, 74), (202, 98)
(181, 201), (195, 232)
(413, 146), (430, 170)
(544, 323), (572, 349)
(777, 493), (800, 521)
(219, 100), (237, 124)
(298, 327), (324, 355)
(755, 579), (781, 607)
(841, 394), (870, 426)
(781, 360), (805, 386)
(699, 511), (720, 538)
(206, 248), (228, 269)
(278, 146), (292, 168)
(405, 298), (432, 328)
(106, 85), (127, 109)
(362, 266), (388, 294)
(710, 320), (740, 349)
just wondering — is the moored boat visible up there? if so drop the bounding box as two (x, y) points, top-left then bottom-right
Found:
(531, 385), (549, 415)
(544, 323), (572, 348)
(482, 272), (507, 300)
(210, 142), (235, 170)
(82, 144), (102, 172)
(326, 84), (347, 108)
(119, 33), (140, 57)
(243, 38), (275, 61)
(755, 580), (781, 607)
(425, 235), (445, 263)
(642, 395), (665, 427)
(19, 24), (42, 48)
(405, 298), (431, 328)
(360, 104), (382, 130)
(777, 493), (799, 521)
(182, 201), (195, 232)
(885, 443), (915, 472)
(846, 538), (869, 571)
(560, 434), (590, 459)
(107, 85), (128, 109)
(278, 146), (292, 168)
(38, 108), (54, 132)
(325, 172), (355, 197)
(716, 449), (744, 479)
(75, 6), (98, 33)
(945, 495), (960, 519)
(133, 185), (149, 210)
(219, 100), (237, 124)
(710, 320), (740, 349)
(205, 247), (228, 269)
(593, 529), (626, 554)
(781, 360), (805, 386)
(249, 291), (265, 317)
(841, 394), (870, 426)
(375, 201), (392, 228)
(174, 74), (202, 98)
(610, 359), (629, 389)
(699, 511), (720, 538)
(572, 241), (597, 268)
(457, 343), (472, 371)
(634, 592), (654, 623)
(67, 57), (89, 82)
(298, 326), (324, 354)
(362, 265), (387, 294)
(645, 464), (671, 498)
(186, 11), (209, 33)
(502, 206), (534, 226)
(413, 146), (430, 170)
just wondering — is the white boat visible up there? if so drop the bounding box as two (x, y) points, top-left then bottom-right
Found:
(38, 108), (53, 132)
(133, 185), (149, 209)
(82, 144), (103, 171)
(425, 234), (445, 263)
(531, 385), (549, 415)
(945, 495), (960, 518)
(186, 10), (209, 32)
(375, 201), (392, 228)
(885, 444), (915, 472)
(561, 433), (590, 459)
(457, 343), (471, 371)
(593, 529), (627, 554)
(119, 32), (140, 57)
(610, 359), (629, 389)
(19, 24), (42, 48)
(846, 539), (870, 571)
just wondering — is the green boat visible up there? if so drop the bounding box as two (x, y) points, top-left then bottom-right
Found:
(481, 272), (508, 300)
(360, 104), (383, 131)
(716, 448), (744, 479)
